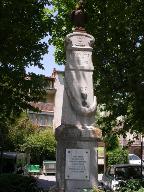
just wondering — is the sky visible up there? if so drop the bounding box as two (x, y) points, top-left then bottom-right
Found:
(26, 36), (64, 77)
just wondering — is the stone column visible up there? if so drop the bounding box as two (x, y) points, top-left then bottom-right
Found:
(55, 32), (101, 192)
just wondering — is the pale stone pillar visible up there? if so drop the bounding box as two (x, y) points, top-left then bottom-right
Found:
(62, 32), (96, 129)
(55, 32), (101, 192)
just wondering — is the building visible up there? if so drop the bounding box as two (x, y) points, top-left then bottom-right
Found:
(119, 133), (142, 158)
(116, 117), (143, 157)
(28, 69), (64, 130)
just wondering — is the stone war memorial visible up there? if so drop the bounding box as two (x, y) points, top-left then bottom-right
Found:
(55, 1), (101, 191)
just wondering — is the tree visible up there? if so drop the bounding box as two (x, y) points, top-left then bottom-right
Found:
(107, 148), (128, 165)
(0, 0), (53, 125)
(49, 0), (144, 135)
(22, 128), (56, 164)
(7, 113), (56, 164)
(7, 113), (38, 151)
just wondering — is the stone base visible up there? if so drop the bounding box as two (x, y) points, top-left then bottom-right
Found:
(55, 124), (101, 192)
(49, 186), (64, 192)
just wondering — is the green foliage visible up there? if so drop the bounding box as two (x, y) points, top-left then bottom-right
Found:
(7, 113), (38, 151)
(22, 128), (56, 164)
(82, 186), (104, 192)
(98, 147), (104, 157)
(5, 113), (56, 165)
(49, 0), (144, 134)
(105, 134), (119, 151)
(0, 173), (38, 192)
(117, 179), (144, 192)
(0, 0), (53, 125)
(137, 188), (144, 192)
(107, 148), (128, 165)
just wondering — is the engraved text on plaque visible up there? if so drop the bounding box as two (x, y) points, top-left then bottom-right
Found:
(65, 149), (90, 180)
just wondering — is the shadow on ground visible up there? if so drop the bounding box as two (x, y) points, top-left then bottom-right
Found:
(37, 178), (56, 191)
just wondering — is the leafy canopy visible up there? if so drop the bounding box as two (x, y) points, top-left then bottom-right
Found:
(0, 0), (53, 124)
(7, 113), (38, 151)
(49, 0), (144, 135)
(22, 128), (56, 163)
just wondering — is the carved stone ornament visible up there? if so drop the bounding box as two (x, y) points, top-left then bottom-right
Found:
(71, 0), (87, 32)
(62, 32), (97, 129)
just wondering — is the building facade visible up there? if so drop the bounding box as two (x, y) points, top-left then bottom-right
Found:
(28, 69), (64, 130)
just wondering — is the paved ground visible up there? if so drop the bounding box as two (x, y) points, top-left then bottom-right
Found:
(37, 174), (56, 190)
(36, 174), (103, 190)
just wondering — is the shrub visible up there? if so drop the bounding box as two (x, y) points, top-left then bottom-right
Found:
(107, 148), (128, 165)
(137, 189), (144, 192)
(105, 134), (119, 151)
(22, 128), (56, 164)
(0, 173), (38, 192)
(117, 179), (144, 192)
(82, 186), (104, 192)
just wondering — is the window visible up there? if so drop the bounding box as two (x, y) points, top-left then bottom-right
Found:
(29, 113), (53, 127)
(37, 114), (53, 127)
(47, 116), (53, 125)
(131, 155), (140, 160)
(38, 115), (46, 126)
(29, 114), (36, 124)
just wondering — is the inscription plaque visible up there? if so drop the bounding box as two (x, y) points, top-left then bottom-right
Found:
(65, 149), (90, 180)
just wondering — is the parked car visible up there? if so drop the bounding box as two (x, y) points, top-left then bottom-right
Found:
(101, 164), (143, 191)
(128, 153), (142, 165)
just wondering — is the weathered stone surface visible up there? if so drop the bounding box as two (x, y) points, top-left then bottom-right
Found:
(55, 124), (101, 141)
(62, 32), (96, 129)
(55, 31), (100, 192)
(55, 129), (98, 192)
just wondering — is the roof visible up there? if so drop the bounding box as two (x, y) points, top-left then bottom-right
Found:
(30, 102), (54, 112)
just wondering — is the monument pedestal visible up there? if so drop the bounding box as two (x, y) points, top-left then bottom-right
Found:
(55, 125), (101, 192)
(54, 31), (102, 192)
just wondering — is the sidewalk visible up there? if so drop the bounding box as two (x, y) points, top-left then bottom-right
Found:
(36, 174), (103, 190)
(37, 174), (56, 190)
